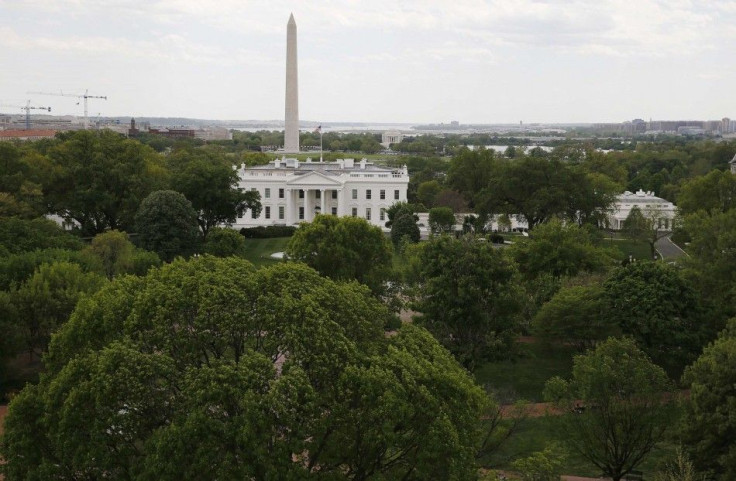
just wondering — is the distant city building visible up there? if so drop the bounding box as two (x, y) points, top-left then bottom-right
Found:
(0, 129), (57, 141)
(235, 157), (409, 230)
(607, 190), (677, 230)
(381, 131), (403, 148)
(195, 127), (232, 141)
(128, 118), (195, 138)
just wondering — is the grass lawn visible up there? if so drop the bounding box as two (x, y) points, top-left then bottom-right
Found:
(484, 413), (680, 478)
(474, 342), (576, 403)
(242, 237), (291, 268)
(602, 237), (653, 261)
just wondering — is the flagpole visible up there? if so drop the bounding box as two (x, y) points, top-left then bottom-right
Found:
(320, 128), (323, 162)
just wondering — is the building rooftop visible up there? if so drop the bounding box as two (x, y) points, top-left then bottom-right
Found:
(243, 158), (406, 176)
(616, 190), (673, 205)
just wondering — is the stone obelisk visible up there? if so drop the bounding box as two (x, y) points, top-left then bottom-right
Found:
(284, 13), (299, 153)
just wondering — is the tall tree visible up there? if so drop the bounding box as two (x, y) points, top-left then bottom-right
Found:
(167, 149), (260, 239)
(677, 169), (736, 216)
(2, 258), (493, 480)
(135, 190), (200, 262)
(544, 337), (674, 481)
(428, 206), (455, 234)
(681, 318), (736, 479)
(414, 235), (521, 371)
(286, 215), (392, 294)
(45, 130), (167, 235)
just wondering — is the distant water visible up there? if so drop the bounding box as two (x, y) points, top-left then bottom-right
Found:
(232, 124), (411, 133)
(468, 145), (554, 153)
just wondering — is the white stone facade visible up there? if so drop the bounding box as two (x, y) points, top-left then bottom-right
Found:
(381, 131), (403, 149)
(607, 190), (677, 230)
(235, 157), (409, 230)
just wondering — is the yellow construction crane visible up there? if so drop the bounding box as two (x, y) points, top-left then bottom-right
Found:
(28, 89), (107, 129)
(0, 100), (51, 130)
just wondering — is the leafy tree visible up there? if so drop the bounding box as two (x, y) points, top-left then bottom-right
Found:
(533, 285), (617, 351)
(167, 149), (260, 239)
(544, 337), (674, 481)
(622, 205), (671, 260)
(602, 262), (710, 376)
(84, 230), (135, 279)
(414, 236), (521, 371)
(2, 258), (493, 480)
(682, 209), (736, 320)
(9, 262), (106, 359)
(0, 248), (102, 290)
(677, 169), (736, 216)
(447, 147), (499, 208)
(478, 157), (612, 229)
(45, 130), (167, 235)
(510, 444), (566, 481)
(428, 206), (455, 234)
(434, 189), (468, 212)
(653, 448), (707, 481)
(390, 212), (420, 247)
(510, 219), (618, 280)
(203, 227), (246, 257)
(0, 217), (83, 254)
(416, 180), (442, 207)
(681, 318), (736, 479)
(135, 190), (200, 262)
(286, 215), (392, 293)
(384, 201), (419, 228)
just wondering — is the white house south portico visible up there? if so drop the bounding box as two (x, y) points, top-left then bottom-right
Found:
(235, 157), (409, 229)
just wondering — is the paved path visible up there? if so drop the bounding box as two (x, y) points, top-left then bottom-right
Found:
(655, 235), (687, 260)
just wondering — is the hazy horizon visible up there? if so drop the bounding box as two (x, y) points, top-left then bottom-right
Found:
(2, 1), (734, 124)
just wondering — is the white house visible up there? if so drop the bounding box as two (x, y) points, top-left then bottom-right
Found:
(607, 190), (677, 230)
(235, 157), (409, 230)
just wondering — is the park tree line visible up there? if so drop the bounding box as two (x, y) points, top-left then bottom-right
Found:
(2, 131), (736, 479)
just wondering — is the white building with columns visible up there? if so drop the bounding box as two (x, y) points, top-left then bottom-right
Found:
(234, 157), (409, 229)
(607, 189), (677, 230)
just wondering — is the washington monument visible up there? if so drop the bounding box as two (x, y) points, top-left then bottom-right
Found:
(284, 13), (299, 153)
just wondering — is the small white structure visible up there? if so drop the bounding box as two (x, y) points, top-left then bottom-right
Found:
(235, 157), (409, 230)
(730, 153), (736, 174)
(608, 190), (677, 230)
(381, 131), (403, 149)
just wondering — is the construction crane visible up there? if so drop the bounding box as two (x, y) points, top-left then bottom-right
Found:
(0, 100), (51, 130)
(28, 89), (107, 129)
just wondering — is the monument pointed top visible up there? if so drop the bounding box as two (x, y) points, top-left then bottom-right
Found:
(288, 13), (295, 24)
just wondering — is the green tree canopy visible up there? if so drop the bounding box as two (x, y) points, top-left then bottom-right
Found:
(45, 130), (167, 235)
(286, 215), (392, 294)
(681, 318), (736, 479)
(2, 258), (492, 480)
(414, 235), (521, 371)
(0, 217), (83, 254)
(390, 212), (420, 247)
(135, 190), (200, 262)
(544, 337), (674, 481)
(416, 180), (442, 208)
(677, 169), (736, 216)
(167, 149), (260, 239)
(428, 206), (455, 234)
(601, 262), (710, 377)
(510, 219), (618, 280)
(202, 227), (246, 257)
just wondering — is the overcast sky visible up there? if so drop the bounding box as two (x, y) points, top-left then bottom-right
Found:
(1, 0), (734, 124)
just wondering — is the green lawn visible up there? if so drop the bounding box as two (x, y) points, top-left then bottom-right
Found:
(242, 237), (291, 268)
(484, 413), (679, 478)
(474, 342), (576, 403)
(602, 237), (653, 261)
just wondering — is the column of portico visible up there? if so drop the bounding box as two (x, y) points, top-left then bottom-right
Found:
(303, 188), (309, 222)
(337, 188), (345, 217)
(286, 188), (294, 225)
(320, 189), (325, 215)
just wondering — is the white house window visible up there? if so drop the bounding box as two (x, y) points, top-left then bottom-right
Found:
(332, 190), (337, 199)
(352, 189), (358, 200)
(265, 188), (271, 199)
(380, 208), (386, 221)
(380, 189), (385, 200)
(299, 190), (304, 199)
(316, 190), (321, 199)
(394, 189), (400, 200)
(278, 206), (285, 219)
(299, 207), (304, 219)
(251, 208), (258, 219)
(351, 207), (357, 217)
(366, 190), (372, 200)
(331, 207), (337, 215)
(279, 188), (285, 199)
(265, 206), (271, 219)
(366, 208), (371, 220)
